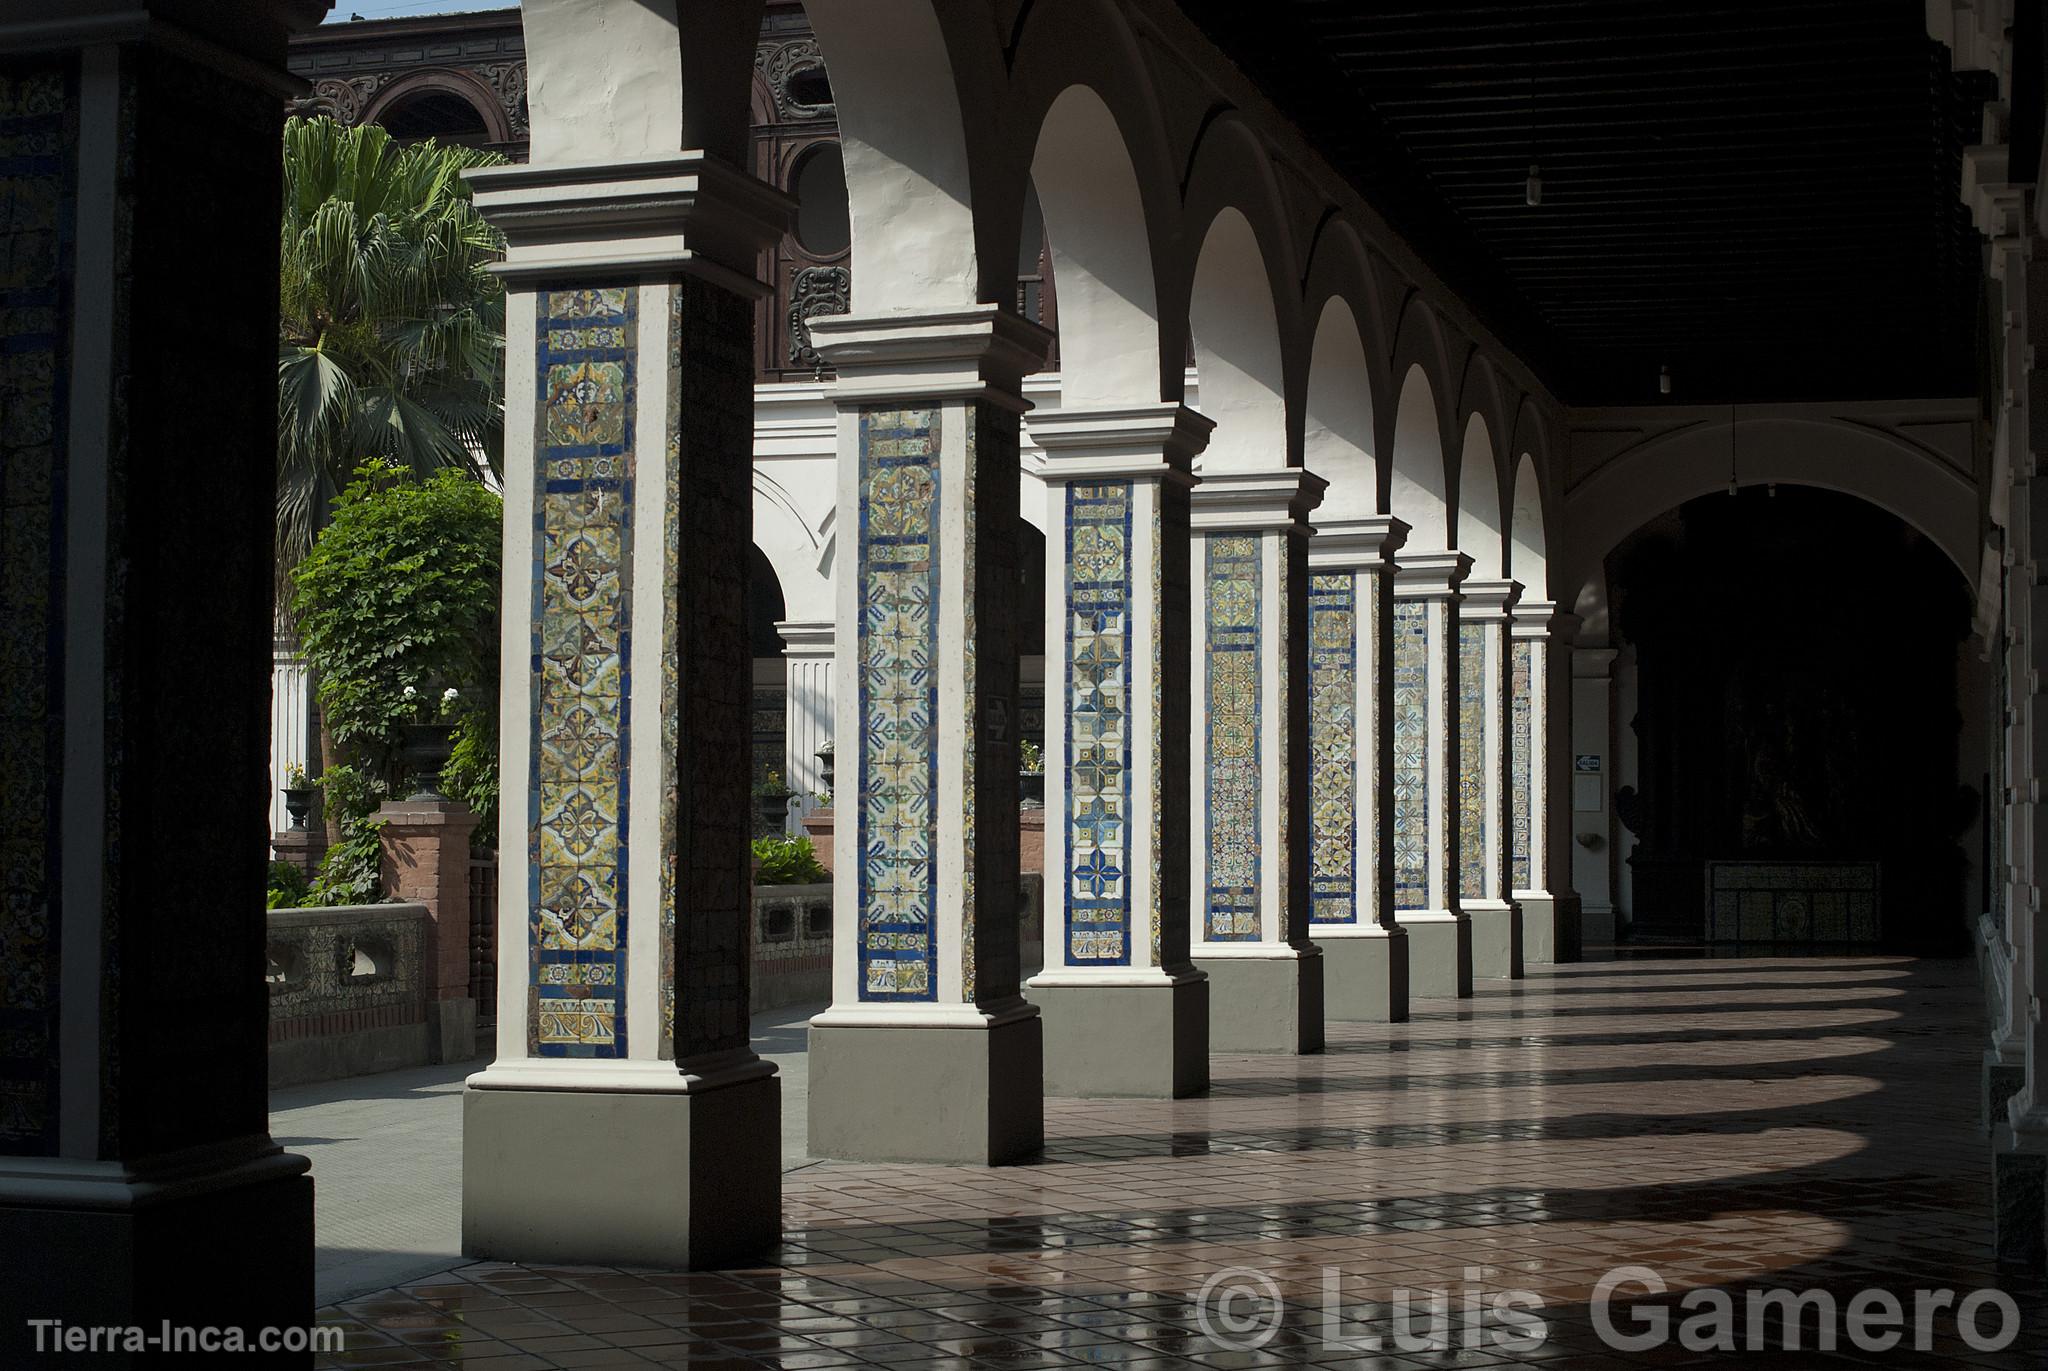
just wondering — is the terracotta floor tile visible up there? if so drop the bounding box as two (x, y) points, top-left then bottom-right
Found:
(322, 956), (2047, 1370)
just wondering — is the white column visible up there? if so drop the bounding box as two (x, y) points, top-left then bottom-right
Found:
(1025, 405), (1212, 1097)
(1572, 645), (1619, 944)
(1513, 603), (1583, 962)
(1391, 551), (1475, 997)
(804, 307), (1053, 1164)
(778, 619), (834, 821)
(1190, 469), (1328, 1051)
(1308, 517), (1411, 1021)
(463, 152), (791, 1266)
(1459, 578), (1522, 979)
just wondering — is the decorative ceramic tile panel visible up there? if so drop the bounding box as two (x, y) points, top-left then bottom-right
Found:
(530, 286), (636, 1057)
(1391, 600), (1429, 910)
(1064, 483), (1133, 964)
(0, 61), (75, 1153)
(1510, 640), (1534, 890)
(1308, 574), (1357, 925)
(1205, 534), (1261, 940)
(1458, 623), (1486, 900)
(856, 409), (939, 1000)
(1706, 861), (1880, 944)
(1149, 497), (1164, 968)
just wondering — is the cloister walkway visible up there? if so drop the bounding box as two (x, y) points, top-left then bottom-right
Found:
(309, 955), (2046, 1369)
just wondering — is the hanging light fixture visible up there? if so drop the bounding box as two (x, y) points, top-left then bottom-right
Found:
(1523, 53), (1541, 207)
(1727, 402), (1739, 496)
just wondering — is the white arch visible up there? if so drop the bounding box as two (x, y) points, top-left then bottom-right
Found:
(1455, 414), (1503, 579)
(1509, 454), (1548, 599)
(1188, 207), (1288, 470)
(1303, 297), (1377, 520)
(805, 0), (983, 310)
(753, 473), (833, 623)
(1389, 364), (1449, 547)
(1029, 85), (1163, 408)
(1560, 416), (1978, 604)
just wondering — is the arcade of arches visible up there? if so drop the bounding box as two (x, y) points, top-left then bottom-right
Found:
(7, 0), (2048, 1358)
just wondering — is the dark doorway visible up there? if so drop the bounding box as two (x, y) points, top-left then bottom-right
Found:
(1609, 486), (1974, 954)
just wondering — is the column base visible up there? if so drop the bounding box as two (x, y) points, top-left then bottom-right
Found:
(1396, 911), (1474, 998)
(808, 1009), (1043, 1163)
(1580, 901), (1618, 946)
(430, 997), (478, 1065)
(1517, 891), (1582, 964)
(464, 1070), (780, 1268)
(1985, 1049), (2027, 1134)
(1467, 899), (1524, 980)
(1313, 926), (1409, 1022)
(1193, 947), (1325, 1053)
(1992, 1125), (2047, 1267)
(1026, 973), (1209, 1097)
(0, 1147), (312, 1367)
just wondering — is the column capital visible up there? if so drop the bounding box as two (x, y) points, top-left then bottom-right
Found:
(468, 151), (793, 294)
(811, 305), (1054, 410)
(1394, 549), (1472, 597)
(1189, 467), (1326, 533)
(776, 618), (834, 658)
(1308, 515), (1409, 570)
(1461, 577), (1522, 619)
(1511, 601), (1578, 639)
(1029, 402), (1212, 484)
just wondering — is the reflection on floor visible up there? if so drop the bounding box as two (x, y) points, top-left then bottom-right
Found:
(315, 956), (2048, 1368)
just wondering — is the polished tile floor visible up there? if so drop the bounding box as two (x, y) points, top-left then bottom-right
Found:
(319, 954), (2047, 1368)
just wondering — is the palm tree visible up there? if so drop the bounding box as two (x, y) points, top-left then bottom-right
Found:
(277, 115), (506, 592)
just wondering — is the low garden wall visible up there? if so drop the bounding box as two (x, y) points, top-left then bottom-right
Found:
(267, 903), (432, 1087)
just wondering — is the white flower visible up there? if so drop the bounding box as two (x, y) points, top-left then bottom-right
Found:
(402, 685), (418, 700)
(442, 687), (459, 704)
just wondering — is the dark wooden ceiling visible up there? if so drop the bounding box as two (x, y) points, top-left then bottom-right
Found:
(1181, 0), (1997, 405)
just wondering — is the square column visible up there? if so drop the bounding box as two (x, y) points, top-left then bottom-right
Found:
(804, 308), (1053, 1163)
(0, 5), (330, 1355)
(461, 155), (793, 1268)
(1189, 470), (1328, 1052)
(1459, 580), (1523, 979)
(1307, 518), (1412, 1022)
(1392, 552), (1476, 998)
(1025, 406), (1213, 1096)
(778, 619), (835, 822)
(1512, 604), (1584, 963)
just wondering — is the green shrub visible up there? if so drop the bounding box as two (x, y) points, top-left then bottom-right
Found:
(752, 835), (826, 886)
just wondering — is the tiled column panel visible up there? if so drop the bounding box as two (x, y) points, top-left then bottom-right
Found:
(0, 18), (324, 1352)
(1307, 518), (1412, 1022)
(1391, 552), (1474, 999)
(806, 307), (1050, 1164)
(1189, 470), (1327, 1053)
(1460, 580), (1521, 980)
(463, 152), (791, 1269)
(1512, 602), (1583, 963)
(1025, 405), (1211, 1097)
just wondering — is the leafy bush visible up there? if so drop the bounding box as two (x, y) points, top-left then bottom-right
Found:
(752, 835), (827, 886)
(267, 860), (310, 911)
(293, 460), (501, 761)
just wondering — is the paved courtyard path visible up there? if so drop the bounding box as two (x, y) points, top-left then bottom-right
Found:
(302, 955), (2047, 1368)
(274, 1001), (823, 1307)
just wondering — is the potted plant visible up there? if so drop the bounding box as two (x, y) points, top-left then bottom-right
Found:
(1019, 737), (1045, 808)
(399, 684), (462, 800)
(755, 768), (794, 834)
(281, 763), (316, 831)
